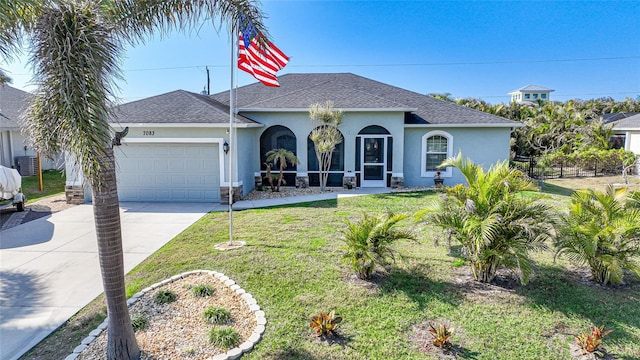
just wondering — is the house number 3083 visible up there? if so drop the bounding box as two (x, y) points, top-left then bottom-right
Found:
(143, 131), (155, 136)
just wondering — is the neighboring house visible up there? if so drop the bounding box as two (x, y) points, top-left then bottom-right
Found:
(0, 84), (62, 173)
(602, 112), (640, 124)
(66, 73), (522, 204)
(610, 113), (640, 155)
(508, 85), (554, 105)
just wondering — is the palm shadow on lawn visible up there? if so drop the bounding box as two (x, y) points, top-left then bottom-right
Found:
(515, 263), (640, 351)
(377, 264), (462, 310)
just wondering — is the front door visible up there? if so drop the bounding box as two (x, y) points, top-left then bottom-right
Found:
(361, 137), (386, 187)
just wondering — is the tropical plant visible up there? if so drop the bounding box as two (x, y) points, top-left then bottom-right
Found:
(263, 162), (276, 191)
(1, 1), (267, 358)
(416, 153), (556, 284)
(340, 212), (416, 279)
(574, 325), (613, 354)
(203, 306), (233, 325)
(309, 310), (342, 337)
(130, 313), (149, 332)
(154, 289), (178, 305)
(265, 148), (299, 192)
(556, 186), (640, 285)
(428, 322), (454, 348)
(309, 101), (343, 191)
(209, 327), (241, 349)
(192, 284), (215, 297)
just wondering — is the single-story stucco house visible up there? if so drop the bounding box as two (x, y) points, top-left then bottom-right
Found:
(66, 73), (522, 204)
(0, 84), (62, 174)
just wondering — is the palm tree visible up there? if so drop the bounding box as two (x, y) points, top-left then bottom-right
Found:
(417, 153), (556, 284)
(265, 148), (299, 192)
(309, 101), (343, 191)
(340, 212), (416, 280)
(556, 186), (640, 285)
(2, 1), (267, 359)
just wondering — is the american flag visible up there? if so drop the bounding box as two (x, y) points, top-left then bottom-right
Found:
(238, 19), (289, 87)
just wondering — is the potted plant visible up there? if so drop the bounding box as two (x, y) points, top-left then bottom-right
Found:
(346, 181), (354, 189)
(433, 171), (444, 187)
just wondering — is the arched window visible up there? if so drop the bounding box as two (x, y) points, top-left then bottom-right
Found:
(421, 130), (453, 177)
(307, 127), (344, 187)
(260, 126), (297, 185)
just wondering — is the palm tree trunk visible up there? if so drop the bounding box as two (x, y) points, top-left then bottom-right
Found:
(91, 147), (140, 360)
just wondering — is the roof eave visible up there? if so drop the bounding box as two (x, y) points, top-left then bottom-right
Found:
(112, 122), (264, 128)
(405, 123), (524, 128)
(237, 107), (417, 113)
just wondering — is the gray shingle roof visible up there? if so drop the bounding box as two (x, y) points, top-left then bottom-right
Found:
(509, 85), (554, 93)
(0, 84), (31, 130)
(111, 90), (257, 125)
(211, 73), (519, 126)
(610, 113), (640, 129)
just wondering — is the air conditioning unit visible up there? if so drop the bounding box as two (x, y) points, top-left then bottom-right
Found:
(16, 156), (38, 176)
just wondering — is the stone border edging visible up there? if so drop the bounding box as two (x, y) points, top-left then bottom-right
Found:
(65, 270), (266, 360)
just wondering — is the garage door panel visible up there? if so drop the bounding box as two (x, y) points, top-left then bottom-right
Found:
(115, 143), (220, 202)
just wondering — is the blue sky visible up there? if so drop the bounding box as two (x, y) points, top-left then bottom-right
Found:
(3, 0), (639, 104)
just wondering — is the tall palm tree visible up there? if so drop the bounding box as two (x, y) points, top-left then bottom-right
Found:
(556, 186), (640, 285)
(265, 148), (299, 192)
(417, 153), (556, 284)
(1, 1), (267, 359)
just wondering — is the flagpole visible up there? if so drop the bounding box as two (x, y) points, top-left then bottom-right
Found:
(228, 23), (235, 245)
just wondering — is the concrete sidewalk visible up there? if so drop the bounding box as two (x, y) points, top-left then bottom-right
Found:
(0, 188), (390, 360)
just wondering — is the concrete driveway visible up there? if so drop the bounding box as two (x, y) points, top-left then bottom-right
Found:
(0, 202), (214, 360)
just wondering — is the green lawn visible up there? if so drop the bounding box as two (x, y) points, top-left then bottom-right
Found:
(21, 189), (639, 360)
(21, 169), (66, 202)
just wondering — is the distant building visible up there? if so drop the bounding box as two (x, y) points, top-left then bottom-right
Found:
(508, 85), (554, 105)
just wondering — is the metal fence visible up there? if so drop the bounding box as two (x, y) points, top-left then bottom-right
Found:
(510, 156), (627, 180)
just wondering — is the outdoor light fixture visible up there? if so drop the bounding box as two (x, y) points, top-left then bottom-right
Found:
(223, 141), (229, 155)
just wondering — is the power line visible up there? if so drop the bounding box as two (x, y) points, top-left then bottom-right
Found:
(7, 55), (639, 75)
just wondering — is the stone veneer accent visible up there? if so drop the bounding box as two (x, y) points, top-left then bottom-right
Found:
(220, 185), (243, 205)
(65, 270), (266, 360)
(65, 185), (85, 204)
(295, 175), (309, 188)
(390, 176), (404, 189)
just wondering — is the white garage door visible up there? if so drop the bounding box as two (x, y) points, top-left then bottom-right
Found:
(115, 143), (220, 202)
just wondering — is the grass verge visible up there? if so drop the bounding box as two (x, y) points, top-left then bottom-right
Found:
(21, 169), (66, 203)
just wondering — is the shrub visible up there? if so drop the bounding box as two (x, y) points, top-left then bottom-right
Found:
(340, 212), (415, 279)
(309, 310), (342, 337)
(154, 289), (177, 305)
(192, 284), (215, 297)
(209, 327), (240, 349)
(557, 186), (640, 285)
(203, 307), (232, 325)
(428, 322), (454, 348)
(416, 154), (556, 284)
(574, 325), (613, 354)
(130, 313), (148, 332)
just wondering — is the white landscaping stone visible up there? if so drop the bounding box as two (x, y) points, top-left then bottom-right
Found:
(89, 329), (102, 337)
(224, 279), (235, 286)
(219, 275), (230, 282)
(245, 297), (257, 306)
(255, 324), (266, 335)
(239, 341), (254, 352)
(97, 320), (108, 330)
(249, 304), (260, 312)
(80, 336), (95, 345)
(226, 348), (242, 360)
(73, 344), (87, 353)
(247, 332), (261, 344)
(256, 316), (267, 326)
(229, 284), (240, 291)
(64, 354), (79, 360)
(215, 272), (225, 279)
(141, 287), (153, 293)
(255, 310), (265, 318)
(234, 288), (246, 295)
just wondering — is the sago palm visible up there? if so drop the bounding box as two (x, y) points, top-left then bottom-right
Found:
(556, 186), (640, 285)
(417, 153), (556, 284)
(2, 1), (267, 359)
(265, 148), (299, 192)
(340, 212), (415, 279)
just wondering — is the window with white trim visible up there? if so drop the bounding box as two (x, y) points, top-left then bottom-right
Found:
(421, 131), (453, 177)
